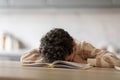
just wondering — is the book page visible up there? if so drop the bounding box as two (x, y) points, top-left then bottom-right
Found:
(22, 61), (92, 69)
(51, 61), (92, 69)
(22, 63), (49, 67)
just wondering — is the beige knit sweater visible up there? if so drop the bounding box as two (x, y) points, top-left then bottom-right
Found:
(20, 41), (120, 68)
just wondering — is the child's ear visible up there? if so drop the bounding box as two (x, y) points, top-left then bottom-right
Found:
(65, 53), (75, 62)
(65, 54), (71, 61)
(65, 41), (77, 62)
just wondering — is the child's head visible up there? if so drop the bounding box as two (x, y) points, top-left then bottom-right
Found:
(39, 28), (74, 63)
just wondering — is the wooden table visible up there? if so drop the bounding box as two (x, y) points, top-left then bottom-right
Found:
(0, 61), (120, 80)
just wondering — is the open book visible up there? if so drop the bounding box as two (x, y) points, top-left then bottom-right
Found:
(22, 61), (92, 69)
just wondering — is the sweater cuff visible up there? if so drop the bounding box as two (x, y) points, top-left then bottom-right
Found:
(87, 58), (96, 66)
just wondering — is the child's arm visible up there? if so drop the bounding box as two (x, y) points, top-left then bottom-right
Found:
(80, 41), (120, 67)
(20, 49), (44, 64)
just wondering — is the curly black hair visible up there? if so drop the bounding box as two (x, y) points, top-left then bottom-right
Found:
(39, 28), (74, 63)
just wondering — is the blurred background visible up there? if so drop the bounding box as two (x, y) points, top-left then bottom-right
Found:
(0, 0), (120, 61)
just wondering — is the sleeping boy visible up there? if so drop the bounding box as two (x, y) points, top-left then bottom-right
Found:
(21, 28), (120, 68)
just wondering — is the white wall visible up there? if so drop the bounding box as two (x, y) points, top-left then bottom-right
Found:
(0, 9), (120, 49)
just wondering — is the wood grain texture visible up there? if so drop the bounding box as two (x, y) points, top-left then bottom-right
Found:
(0, 61), (120, 80)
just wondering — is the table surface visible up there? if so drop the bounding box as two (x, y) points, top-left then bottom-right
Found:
(0, 61), (120, 80)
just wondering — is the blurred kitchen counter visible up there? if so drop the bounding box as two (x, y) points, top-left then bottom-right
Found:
(0, 61), (120, 80)
(0, 49), (28, 55)
(0, 49), (28, 61)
